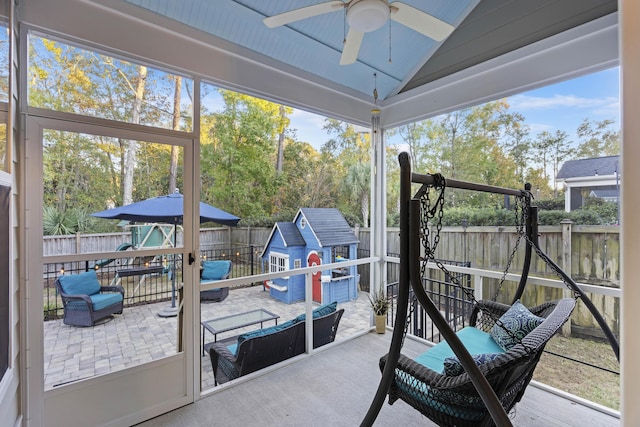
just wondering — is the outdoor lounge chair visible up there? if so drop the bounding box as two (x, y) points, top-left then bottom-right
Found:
(208, 304), (344, 384)
(55, 270), (125, 327)
(200, 260), (232, 302)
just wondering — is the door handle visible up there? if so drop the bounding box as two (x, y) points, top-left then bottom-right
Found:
(188, 253), (195, 265)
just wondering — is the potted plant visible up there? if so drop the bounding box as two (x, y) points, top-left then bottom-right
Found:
(368, 286), (389, 334)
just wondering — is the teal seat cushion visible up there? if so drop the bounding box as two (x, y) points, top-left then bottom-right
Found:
(227, 343), (238, 355)
(67, 292), (123, 311)
(490, 300), (544, 351)
(237, 319), (298, 347)
(58, 270), (101, 296)
(414, 326), (504, 374)
(201, 260), (231, 281)
(401, 327), (507, 422)
(294, 301), (337, 322)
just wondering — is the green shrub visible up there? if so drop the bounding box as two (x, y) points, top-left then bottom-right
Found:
(536, 197), (565, 210)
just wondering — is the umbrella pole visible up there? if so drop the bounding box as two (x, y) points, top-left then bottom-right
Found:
(158, 224), (179, 318)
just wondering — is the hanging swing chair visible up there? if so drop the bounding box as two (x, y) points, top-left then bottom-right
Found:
(361, 152), (620, 427)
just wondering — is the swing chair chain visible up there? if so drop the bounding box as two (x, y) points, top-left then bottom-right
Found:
(419, 188), (536, 354)
(491, 195), (527, 302)
(420, 174), (446, 259)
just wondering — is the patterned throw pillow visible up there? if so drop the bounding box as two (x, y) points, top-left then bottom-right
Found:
(490, 300), (544, 351)
(443, 353), (502, 376)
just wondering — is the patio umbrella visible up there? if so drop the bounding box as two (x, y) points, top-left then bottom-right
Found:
(91, 191), (240, 226)
(92, 190), (240, 317)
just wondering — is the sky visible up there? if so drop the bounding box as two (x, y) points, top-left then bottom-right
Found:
(204, 67), (620, 151)
(289, 67), (620, 150)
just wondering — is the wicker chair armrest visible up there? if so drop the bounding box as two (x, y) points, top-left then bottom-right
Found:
(208, 341), (240, 384)
(469, 300), (510, 327)
(101, 285), (125, 296)
(59, 292), (93, 304)
(384, 351), (527, 391)
(209, 341), (238, 363)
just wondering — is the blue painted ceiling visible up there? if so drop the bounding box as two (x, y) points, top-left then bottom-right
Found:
(125, 0), (476, 101)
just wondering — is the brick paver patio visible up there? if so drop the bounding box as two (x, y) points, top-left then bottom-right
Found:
(44, 285), (373, 390)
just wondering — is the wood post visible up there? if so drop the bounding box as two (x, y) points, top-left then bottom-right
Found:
(560, 219), (573, 336)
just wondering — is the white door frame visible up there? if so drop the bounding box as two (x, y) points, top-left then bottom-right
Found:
(23, 114), (197, 427)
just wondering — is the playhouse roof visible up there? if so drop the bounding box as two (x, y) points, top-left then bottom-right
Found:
(275, 222), (306, 247)
(260, 222), (305, 258)
(296, 208), (359, 247)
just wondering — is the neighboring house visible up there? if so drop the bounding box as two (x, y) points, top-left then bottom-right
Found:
(556, 155), (621, 212)
(261, 208), (359, 305)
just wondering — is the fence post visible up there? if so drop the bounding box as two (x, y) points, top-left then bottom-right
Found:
(473, 275), (483, 301)
(561, 219), (573, 336)
(250, 244), (254, 277)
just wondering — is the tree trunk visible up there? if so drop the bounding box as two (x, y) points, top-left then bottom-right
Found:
(276, 104), (286, 173)
(169, 76), (182, 193)
(122, 65), (147, 205)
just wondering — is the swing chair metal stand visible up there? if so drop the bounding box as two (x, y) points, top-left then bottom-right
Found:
(361, 152), (619, 427)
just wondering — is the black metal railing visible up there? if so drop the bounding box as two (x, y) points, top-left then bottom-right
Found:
(43, 244), (265, 320)
(386, 259), (472, 342)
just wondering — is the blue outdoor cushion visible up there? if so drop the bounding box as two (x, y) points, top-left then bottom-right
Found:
(67, 292), (123, 311)
(442, 353), (503, 376)
(294, 301), (337, 322)
(490, 300), (544, 351)
(58, 270), (101, 296)
(414, 326), (504, 374)
(201, 260), (231, 281)
(237, 319), (298, 347)
(227, 343), (238, 355)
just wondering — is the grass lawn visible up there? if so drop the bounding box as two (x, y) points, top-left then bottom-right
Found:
(535, 335), (620, 410)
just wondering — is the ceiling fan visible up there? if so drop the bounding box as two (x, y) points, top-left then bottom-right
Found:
(263, 0), (455, 65)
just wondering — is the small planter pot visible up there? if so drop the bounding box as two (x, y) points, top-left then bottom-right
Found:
(374, 314), (387, 334)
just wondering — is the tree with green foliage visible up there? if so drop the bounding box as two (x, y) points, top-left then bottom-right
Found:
(204, 90), (282, 219)
(575, 118), (621, 158)
(322, 119), (371, 224)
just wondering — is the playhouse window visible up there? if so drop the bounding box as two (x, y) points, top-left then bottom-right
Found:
(333, 245), (350, 261)
(294, 259), (302, 269)
(269, 252), (289, 274)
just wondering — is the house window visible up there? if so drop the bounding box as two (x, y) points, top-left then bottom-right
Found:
(294, 259), (301, 269)
(269, 252), (289, 274)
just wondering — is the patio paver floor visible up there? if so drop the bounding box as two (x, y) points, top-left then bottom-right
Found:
(43, 285), (372, 390)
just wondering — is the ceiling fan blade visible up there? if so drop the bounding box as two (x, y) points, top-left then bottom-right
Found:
(340, 28), (364, 65)
(390, 2), (454, 41)
(264, 1), (344, 28)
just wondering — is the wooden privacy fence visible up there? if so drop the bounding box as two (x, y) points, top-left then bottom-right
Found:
(44, 224), (620, 288)
(44, 223), (619, 338)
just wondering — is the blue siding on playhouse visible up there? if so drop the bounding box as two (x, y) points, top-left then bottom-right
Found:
(262, 223), (305, 304)
(262, 208), (360, 304)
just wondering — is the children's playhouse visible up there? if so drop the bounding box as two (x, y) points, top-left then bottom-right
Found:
(261, 208), (359, 304)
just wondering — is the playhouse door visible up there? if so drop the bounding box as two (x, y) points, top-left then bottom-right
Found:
(308, 252), (322, 303)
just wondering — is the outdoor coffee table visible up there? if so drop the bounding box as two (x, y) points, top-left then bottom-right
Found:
(201, 308), (280, 355)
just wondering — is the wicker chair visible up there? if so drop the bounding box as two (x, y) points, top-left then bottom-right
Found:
(209, 308), (344, 385)
(380, 298), (576, 427)
(200, 260), (232, 302)
(55, 270), (125, 327)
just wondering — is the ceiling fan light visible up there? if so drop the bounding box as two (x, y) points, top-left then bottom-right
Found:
(347, 0), (389, 33)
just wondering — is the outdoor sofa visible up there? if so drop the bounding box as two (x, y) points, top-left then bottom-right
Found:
(200, 260), (232, 302)
(55, 270), (125, 327)
(208, 302), (344, 384)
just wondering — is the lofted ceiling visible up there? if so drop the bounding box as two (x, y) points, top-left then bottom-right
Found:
(21, 0), (619, 127)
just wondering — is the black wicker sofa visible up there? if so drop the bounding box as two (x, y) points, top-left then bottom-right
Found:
(208, 303), (344, 384)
